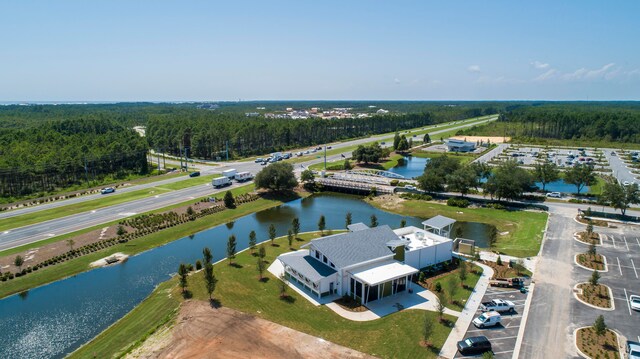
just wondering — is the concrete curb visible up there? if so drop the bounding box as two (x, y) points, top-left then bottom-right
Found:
(573, 326), (622, 359)
(572, 283), (615, 311)
(573, 231), (603, 246)
(574, 254), (608, 273)
(512, 282), (535, 359)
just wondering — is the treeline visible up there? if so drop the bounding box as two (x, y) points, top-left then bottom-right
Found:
(0, 118), (148, 198)
(498, 103), (640, 143)
(146, 113), (437, 159)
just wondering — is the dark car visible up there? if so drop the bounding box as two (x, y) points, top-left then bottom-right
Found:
(457, 336), (492, 356)
(189, 171), (201, 177)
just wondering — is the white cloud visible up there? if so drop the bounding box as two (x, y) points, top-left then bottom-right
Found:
(394, 78), (401, 84)
(467, 65), (481, 73)
(531, 61), (550, 70)
(562, 63), (616, 81)
(534, 69), (557, 81)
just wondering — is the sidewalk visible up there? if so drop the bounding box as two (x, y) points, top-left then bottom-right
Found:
(438, 261), (494, 358)
(479, 251), (537, 273)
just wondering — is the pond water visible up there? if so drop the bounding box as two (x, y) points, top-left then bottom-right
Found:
(451, 221), (496, 249)
(0, 193), (423, 359)
(387, 156), (429, 179)
(535, 179), (586, 193)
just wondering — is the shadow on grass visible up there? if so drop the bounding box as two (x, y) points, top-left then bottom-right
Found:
(258, 190), (301, 203)
(181, 290), (193, 299)
(270, 243), (280, 247)
(259, 277), (270, 283)
(295, 237), (305, 242)
(279, 295), (296, 304)
(229, 262), (244, 269)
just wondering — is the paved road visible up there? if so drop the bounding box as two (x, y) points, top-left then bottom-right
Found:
(0, 116), (497, 251)
(472, 143), (510, 164)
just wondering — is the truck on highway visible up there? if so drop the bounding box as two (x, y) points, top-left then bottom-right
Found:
(235, 171), (254, 182)
(489, 277), (525, 288)
(212, 176), (231, 188)
(480, 299), (515, 313)
(222, 169), (237, 179)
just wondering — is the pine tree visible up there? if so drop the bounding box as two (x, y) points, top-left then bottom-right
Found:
(224, 191), (235, 208)
(291, 217), (300, 238)
(287, 229), (294, 248)
(227, 235), (237, 265)
(178, 263), (188, 293)
(202, 247), (213, 265)
(269, 224), (277, 246)
(318, 215), (326, 235)
(248, 230), (257, 254)
(203, 263), (217, 300)
(345, 212), (352, 228)
(370, 214), (378, 227)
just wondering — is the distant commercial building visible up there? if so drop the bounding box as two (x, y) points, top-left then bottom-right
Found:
(376, 108), (389, 114)
(445, 139), (476, 152)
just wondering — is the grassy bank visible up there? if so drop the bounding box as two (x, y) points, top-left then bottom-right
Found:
(410, 151), (476, 165)
(0, 174), (221, 233)
(73, 232), (457, 359)
(0, 186), (295, 299)
(370, 197), (548, 257)
(309, 153), (405, 171)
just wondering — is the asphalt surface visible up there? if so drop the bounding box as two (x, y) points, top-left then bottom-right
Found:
(455, 286), (529, 358)
(0, 116), (497, 251)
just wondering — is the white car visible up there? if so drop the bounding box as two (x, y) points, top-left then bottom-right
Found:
(630, 295), (640, 311)
(546, 192), (562, 198)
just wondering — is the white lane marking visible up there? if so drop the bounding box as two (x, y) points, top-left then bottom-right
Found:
(489, 335), (518, 341)
(2, 231), (9, 234)
(47, 233), (55, 237)
(637, 238), (640, 247)
(91, 210), (96, 214)
(624, 236), (630, 251)
(154, 195), (159, 198)
(617, 257), (623, 276)
(612, 235), (617, 248)
(492, 350), (515, 355)
(624, 288), (632, 315)
(631, 259), (639, 279)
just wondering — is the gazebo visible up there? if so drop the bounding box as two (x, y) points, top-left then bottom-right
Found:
(421, 215), (456, 238)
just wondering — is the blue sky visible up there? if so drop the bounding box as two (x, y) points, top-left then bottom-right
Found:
(1, 1), (639, 101)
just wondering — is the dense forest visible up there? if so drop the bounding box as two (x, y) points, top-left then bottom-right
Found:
(0, 118), (148, 199)
(0, 101), (502, 200)
(496, 103), (640, 143)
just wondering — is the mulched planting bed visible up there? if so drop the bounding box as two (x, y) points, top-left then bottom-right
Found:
(333, 296), (368, 312)
(483, 260), (531, 278)
(577, 283), (612, 309)
(576, 216), (609, 227)
(576, 231), (601, 245)
(576, 327), (620, 359)
(577, 254), (606, 271)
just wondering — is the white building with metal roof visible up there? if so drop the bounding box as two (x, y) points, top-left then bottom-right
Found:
(275, 223), (453, 306)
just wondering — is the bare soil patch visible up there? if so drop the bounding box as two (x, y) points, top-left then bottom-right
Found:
(127, 300), (375, 359)
(576, 254), (606, 271)
(0, 201), (212, 273)
(576, 283), (612, 309)
(576, 327), (620, 359)
(450, 135), (510, 144)
(576, 216), (609, 227)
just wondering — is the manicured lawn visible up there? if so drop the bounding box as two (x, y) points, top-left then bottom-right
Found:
(410, 151), (476, 165)
(309, 153), (404, 171)
(0, 185), (290, 299)
(74, 232), (456, 359)
(371, 198), (548, 257)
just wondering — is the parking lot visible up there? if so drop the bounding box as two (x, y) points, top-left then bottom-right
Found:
(572, 226), (640, 345)
(503, 146), (608, 169)
(454, 284), (529, 358)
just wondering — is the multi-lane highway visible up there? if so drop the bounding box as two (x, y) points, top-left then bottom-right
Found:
(0, 115), (496, 251)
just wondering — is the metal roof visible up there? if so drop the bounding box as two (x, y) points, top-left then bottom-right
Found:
(421, 215), (456, 229)
(309, 225), (397, 268)
(352, 260), (418, 286)
(278, 251), (337, 282)
(347, 223), (370, 232)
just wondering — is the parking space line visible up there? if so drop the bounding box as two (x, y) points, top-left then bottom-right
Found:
(612, 236), (617, 248)
(624, 236), (630, 251)
(624, 288), (633, 315)
(493, 350), (514, 355)
(631, 259), (639, 279)
(636, 238), (640, 247)
(489, 335), (518, 341)
(617, 257), (623, 276)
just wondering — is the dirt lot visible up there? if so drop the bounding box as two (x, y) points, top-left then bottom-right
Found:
(450, 135), (511, 144)
(127, 300), (374, 359)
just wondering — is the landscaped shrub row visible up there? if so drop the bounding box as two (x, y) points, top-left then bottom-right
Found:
(1, 192), (261, 281)
(447, 197), (469, 208)
(0, 184), (129, 211)
(399, 193), (433, 201)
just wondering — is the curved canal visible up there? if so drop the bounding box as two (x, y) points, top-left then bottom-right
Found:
(0, 193), (423, 359)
